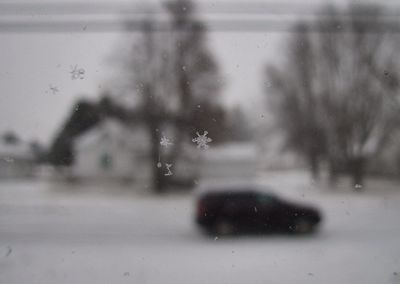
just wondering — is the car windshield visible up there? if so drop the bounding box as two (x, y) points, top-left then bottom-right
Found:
(1, 1), (399, 284)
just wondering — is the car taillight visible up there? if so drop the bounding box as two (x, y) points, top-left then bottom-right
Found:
(197, 200), (207, 217)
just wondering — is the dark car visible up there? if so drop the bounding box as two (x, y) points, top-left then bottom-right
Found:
(195, 187), (322, 236)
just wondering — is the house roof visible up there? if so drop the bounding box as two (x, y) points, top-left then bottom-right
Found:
(74, 118), (149, 152)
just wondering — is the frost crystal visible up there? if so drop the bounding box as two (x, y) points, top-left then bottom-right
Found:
(160, 136), (173, 148)
(3, 157), (14, 163)
(49, 85), (59, 94)
(70, 65), (85, 80)
(192, 131), (212, 150)
(164, 163), (173, 176)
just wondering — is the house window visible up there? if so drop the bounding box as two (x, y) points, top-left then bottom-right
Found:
(100, 153), (113, 170)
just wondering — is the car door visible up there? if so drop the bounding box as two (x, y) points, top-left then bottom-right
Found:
(220, 193), (258, 230)
(255, 193), (282, 231)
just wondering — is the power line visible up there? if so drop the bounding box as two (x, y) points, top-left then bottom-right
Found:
(0, 2), (400, 33)
(1, 2), (400, 16)
(1, 18), (399, 33)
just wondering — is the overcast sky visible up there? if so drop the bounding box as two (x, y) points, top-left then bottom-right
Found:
(0, 0), (361, 145)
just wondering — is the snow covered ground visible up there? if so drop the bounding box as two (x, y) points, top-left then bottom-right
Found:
(0, 171), (400, 284)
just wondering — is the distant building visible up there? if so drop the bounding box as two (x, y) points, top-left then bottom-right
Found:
(72, 119), (151, 182)
(0, 132), (34, 178)
(70, 118), (304, 186)
(200, 142), (259, 181)
(255, 124), (304, 171)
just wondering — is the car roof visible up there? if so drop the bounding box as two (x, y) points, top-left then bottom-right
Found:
(194, 181), (276, 198)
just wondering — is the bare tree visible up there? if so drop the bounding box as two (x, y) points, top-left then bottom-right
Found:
(267, 4), (400, 187)
(119, 0), (222, 193)
(267, 23), (326, 179)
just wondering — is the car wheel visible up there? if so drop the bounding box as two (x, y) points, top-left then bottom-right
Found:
(213, 218), (235, 236)
(292, 218), (313, 234)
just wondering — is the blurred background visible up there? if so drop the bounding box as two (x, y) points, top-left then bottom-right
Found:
(0, 0), (400, 283)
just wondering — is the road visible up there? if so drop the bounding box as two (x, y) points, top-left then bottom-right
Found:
(1, 174), (400, 284)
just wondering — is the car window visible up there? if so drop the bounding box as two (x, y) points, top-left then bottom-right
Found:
(257, 193), (279, 205)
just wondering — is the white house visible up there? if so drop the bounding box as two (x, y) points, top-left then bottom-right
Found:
(72, 119), (151, 182)
(0, 133), (34, 178)
(70, 118), (304, 186)
(200, 142), (259, 181)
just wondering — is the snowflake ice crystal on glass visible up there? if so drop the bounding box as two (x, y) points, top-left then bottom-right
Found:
(192, 131), (212, 150)
(70, 65), (85, 80)
(49, 85), (59, 94)
(164, 163), (173, 176)
(160, 136), (173, 148)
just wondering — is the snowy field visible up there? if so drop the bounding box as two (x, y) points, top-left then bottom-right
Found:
(0, 171), (400, 284)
